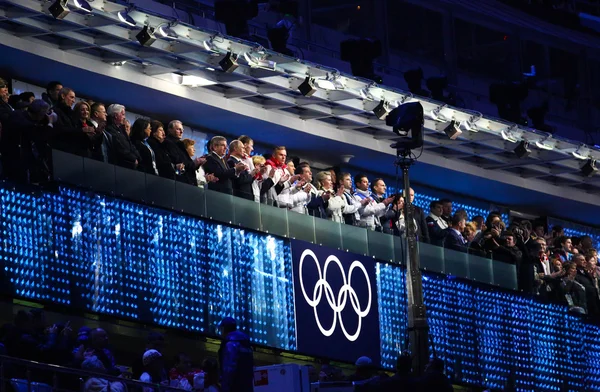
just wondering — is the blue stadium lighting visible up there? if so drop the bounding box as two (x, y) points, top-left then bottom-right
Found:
(1, 183), (600, 389)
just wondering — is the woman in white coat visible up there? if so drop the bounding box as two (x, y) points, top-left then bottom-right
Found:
(315, 171), (346, 223)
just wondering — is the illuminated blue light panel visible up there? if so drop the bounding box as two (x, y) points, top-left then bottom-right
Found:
(2, 183), (600, 390)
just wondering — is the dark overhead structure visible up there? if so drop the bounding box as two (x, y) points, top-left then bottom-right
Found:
(49, 0), (69, 19)
(340, 38), (382, 83)
(215, 0), (259, 40)
(514, 140), (531, 158)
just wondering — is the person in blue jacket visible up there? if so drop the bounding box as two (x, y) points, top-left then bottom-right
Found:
(217, 317), (254, 392)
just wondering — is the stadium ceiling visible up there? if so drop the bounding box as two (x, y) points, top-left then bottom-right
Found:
(2, 0), (600, 200)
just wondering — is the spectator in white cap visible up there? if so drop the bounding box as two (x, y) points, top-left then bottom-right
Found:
(140, 349), (167, 392)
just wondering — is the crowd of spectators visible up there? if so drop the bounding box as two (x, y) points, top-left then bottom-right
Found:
(0, 311), (255, 392)
(1, 76), (600, 319)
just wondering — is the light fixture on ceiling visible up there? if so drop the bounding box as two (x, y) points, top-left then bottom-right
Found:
(572, 145), (590, 160)
(117, 8), (136, 27)
(429, 104), (448, 122)
(514, 140), (531, 158)
(180, 75), (216, 87)
(156, 23), (177, 38)
(219, 52), (239, 73)
(203, 40), (220, 54)
(112, 61), (126, 68)
(500, 126), (520, 143)
(436, 120), (462, 140)
(581, 159), (597, 177)
(458, 113), (482, 133)
(535, 135), (555, 151)
(313, 73), (345, 91)
(242, 52), (276, 71)
(298, 76), (317, 97)
(136, 25), (156, 47)
(73, 0), (92, 13)
(49, 0), (69, 19)
(373, 100), (392, 120)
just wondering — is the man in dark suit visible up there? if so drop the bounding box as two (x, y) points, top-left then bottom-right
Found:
(443, 214), (468, 252)
(227, 140), (255, 200)
(51, 87), (97, 157)
(105, 104), (140, 170)
(203, 136), (247, 194)
(408, 188), (430, 243)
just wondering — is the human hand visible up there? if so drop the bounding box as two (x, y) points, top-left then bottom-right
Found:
(361, 198), (371, 206)
(195, 157), (206, 166)
(295, 180), (305, 189)
(289, 174), (301, 183)
(234, 162), (247, 172)
(269, 167), (276, 178)
(279, 173), (290, 184)
(383, 196), (394, 206)
(337, 185), (345, 197)
(322, 192), (331, 201)
(82, 126), (95, 135)
(206, 174), (218, 183)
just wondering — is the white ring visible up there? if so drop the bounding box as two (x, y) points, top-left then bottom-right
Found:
(298, 249), (372, 342)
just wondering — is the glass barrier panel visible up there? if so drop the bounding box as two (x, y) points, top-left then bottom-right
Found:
(341, 223), (369, 256)
(52, 150), (84, 186)
(115, 165), (147, 201)
(260, 203), (289, 238)
(83, 157), (115, 195)
(205, 189), (235, 224)
(418, 242), (445, 274)
(443, 246), (470, 279)
(175, 181), (206, 218)
(493, 261), (518, 290)
(393, 236), (408, 266)
(233, 196), (262, 231)
(315, 218), (342, 250)
(145, 175), (177, 209)
(367, 230), (395, 263)
(288, 210), (316, 243)
(467, 253), (494, 285)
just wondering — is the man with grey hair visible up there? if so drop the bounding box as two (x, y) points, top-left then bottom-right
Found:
(164, 119), (204, 186)
(227, 139), (256, 200)
(1, 99), (54, 183)
(105, 104), (140, 169)
(203, 136), (247, 194)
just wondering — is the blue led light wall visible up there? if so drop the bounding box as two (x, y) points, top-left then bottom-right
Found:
(2, 183), (600, 390)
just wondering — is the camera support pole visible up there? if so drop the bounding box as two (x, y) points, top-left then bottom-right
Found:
(396, 148), (429, 375)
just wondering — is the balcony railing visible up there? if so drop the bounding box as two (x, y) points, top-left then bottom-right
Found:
(50, 150), (517, 290)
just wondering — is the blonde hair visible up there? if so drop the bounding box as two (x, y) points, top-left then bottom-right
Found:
(464, 222), (477, 234)
(252, 155), (266, 166)
(315, 171), (331, 190)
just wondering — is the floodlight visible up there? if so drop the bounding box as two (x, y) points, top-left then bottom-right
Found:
(49, 0), (69, 19)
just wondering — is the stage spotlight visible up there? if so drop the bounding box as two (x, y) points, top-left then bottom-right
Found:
(581, 159), (598, 177)
(436, 120), (461, 140)
(373, 100), (391, 120)
(73, 0), (92, 12)
(136, 25), (156, 47)
(386, 102), (424, 150)
(514, 140), (531, 158)
(117, 9), (136, 26)
(298, 76), (316, 97)
(340, 38), (382, 83)
(219, 52), (239, 73)
(49, 0), (69, 19)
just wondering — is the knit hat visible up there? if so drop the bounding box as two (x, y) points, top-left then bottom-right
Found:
(355, 356), (373, 368)
(142, 349), (162, 366)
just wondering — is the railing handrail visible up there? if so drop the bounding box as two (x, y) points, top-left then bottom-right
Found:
(0, 355), (186, 392)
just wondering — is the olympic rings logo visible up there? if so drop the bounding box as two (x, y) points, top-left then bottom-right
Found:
(298, 249), (372, 342)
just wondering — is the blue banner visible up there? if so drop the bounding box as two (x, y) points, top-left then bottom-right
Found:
(291, 239), (380, 364)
